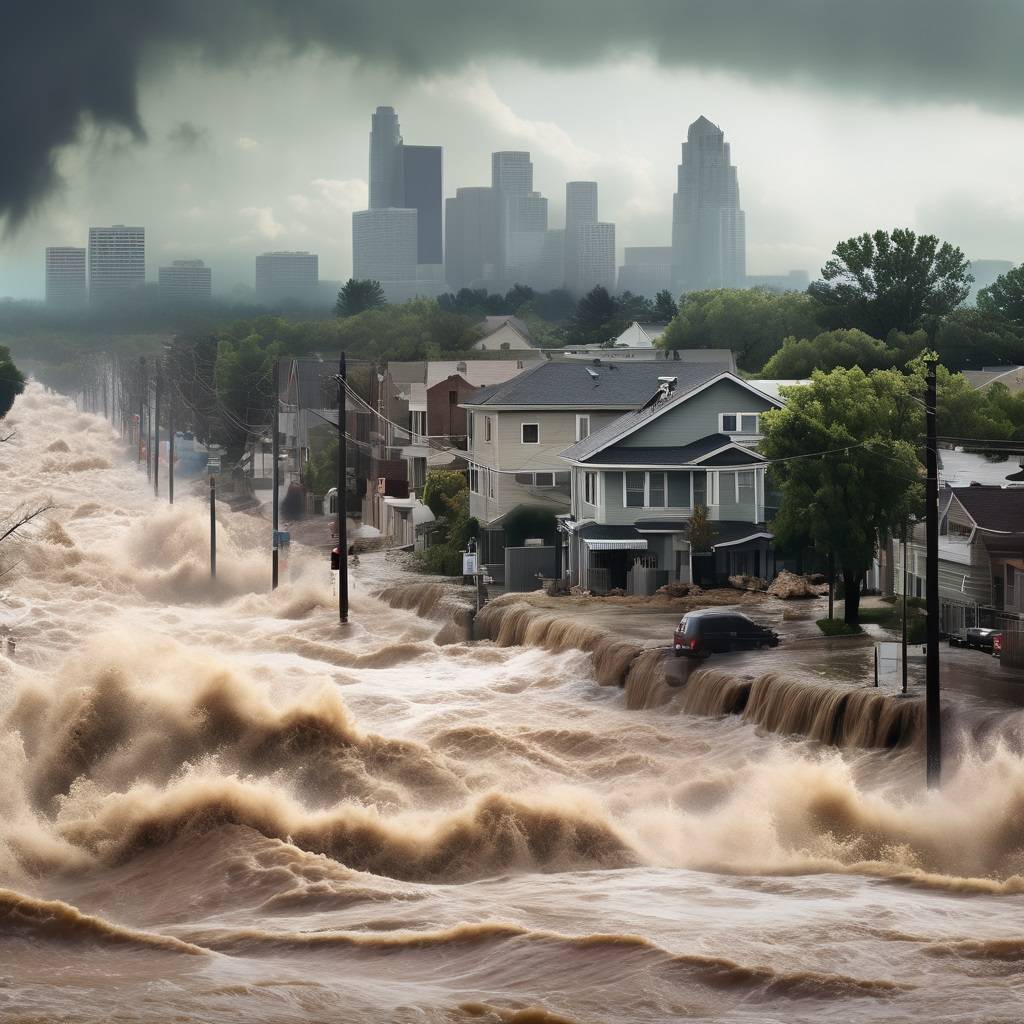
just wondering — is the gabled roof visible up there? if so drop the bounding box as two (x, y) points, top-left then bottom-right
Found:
(950, 486), (1024, 535)
(561, 372), (786, 463)
(462, 359), (730, 410)
(478, 316), (537, 347)
(575, 435), (765, 467)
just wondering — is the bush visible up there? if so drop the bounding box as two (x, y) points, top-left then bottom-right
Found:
(419, 543), (463, 577)
(817, 618), (863, 636)
(859, 605), (926, 644)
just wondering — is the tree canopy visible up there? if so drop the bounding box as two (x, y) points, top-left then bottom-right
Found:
(760, 328), (894, 378)
(977, 264), (1024, 327)
(760, 367), (923, 624)
(809, 228), (972, 338)
(569, 286), (622, 346)
(0, 346), (26, 418)
(653, 289), (678, 322)
(659, 287), (820, 372)
(931, 308), (1024, 370)
(335, 278), (385, 317)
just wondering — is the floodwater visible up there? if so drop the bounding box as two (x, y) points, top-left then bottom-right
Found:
(2, 384), (1024, 1024)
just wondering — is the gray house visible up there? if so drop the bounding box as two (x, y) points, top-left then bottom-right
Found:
(462, 358), (733, 564)
(559, 372), (800, 593)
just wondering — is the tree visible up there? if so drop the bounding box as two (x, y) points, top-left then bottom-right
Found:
(687, 504), (715, 552)
(760, 367), (923, 625)
(653, 289), (678, 322)
(422, 469), (467, 517)
(0, 347), (26, 419)
(569, 286), (622, 346)
(335, 278), (385, 317)
(978, 264), (1024, 326)
(615, 290), (653, 323)
(213, 333), (282, 457)
(504, 283), (535, 311)
(932, 308), (1024, 370)
(659, 288), (820, 372)
(809, 228), (972, 338)
(760, 329), (894, 378)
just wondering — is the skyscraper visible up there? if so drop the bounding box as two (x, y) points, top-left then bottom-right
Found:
(565, 181), (600, 294)
(577, 222), (616, 294)
(158, 259), (212, 303)
(352, 209), (418, 300)
(671, 116), (746, 292)
(88, 225), (145, 302)
(444, 186), (502, 290)
(491, 152), (533, 196)
(398, 144), (443, 266)
(255, 251), (319, 302)
(45, 246), (86, 307)
(618, 247), (674, 296)
(504, 191), (549, 286)
(369, 106), (402, 209)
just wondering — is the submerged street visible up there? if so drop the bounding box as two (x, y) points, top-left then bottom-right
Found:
(3, 386), (1024, 1023)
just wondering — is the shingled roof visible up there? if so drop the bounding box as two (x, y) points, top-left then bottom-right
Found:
(951, 486), (1024, 534)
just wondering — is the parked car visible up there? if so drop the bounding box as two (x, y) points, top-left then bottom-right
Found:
(673, 609), (780, 658)
(949, 627), (1003, 656)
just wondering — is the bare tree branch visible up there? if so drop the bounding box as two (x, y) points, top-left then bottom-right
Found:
(0, 505), (55, 546)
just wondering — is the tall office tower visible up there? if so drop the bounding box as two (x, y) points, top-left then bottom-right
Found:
(617, 246), (674, 296)
(565, 181), (599, 294)
(87, 225), (145, 302)
(398, 144), (443, 266)
(369, 105), (403, 209)
(444, 186), (502, 290)
(158, 259), (212, 303)
(504, 191), (549, 285)
(577, 222), (616, 294)
(671, 115), (746, 292)
(352, 209), (418, 301)
(491, 151), (533, 196)
(255, 251), (319, 302)
(45, 246), (86, 307)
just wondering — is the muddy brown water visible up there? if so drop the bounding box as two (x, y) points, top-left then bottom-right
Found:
(2, 385), (1024, 1023)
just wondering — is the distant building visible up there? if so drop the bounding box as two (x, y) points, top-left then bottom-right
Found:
(45, 246), (86, 307)
(672, 116), (746, 292)
(746, 270), (809, 292)
(255, 251), (319, 302)
(565, 181), (599, 294)
(617, 246), (673, 297)
(88, 225), (145, 302)
(158, 259), (212, 303)
(352, 209), (418, 301)
(969, 259), (1015, 303)
(491, 151), (533, 197)
(398, 144), (443, 266)
(369, 105), (403, 210)
(504, 191), (550, 287)
(577, 222), (616, 294)
(472, 316), (540, 352)
(444, 186), (502, 290)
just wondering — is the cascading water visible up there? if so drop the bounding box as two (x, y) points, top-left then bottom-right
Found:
(3, 383), (1024, 1023)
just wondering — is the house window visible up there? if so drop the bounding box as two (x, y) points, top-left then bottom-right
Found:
(948, 520), (972, 539)
(625, 471), (645, 508)
(1009, 565), (1017, 605)
(468, 413), (474, 447)
(488, 468), (496, 499)
(667, 471), (691, 507)
(534, 472), (555, 487)
(720, 412), (761, 434)
(409, 410), (426, 437)
(469, 467), (480, 494)
(648, 472), (667, 508)
(584, 471), (598, 505)
(521, 422), (539, 444)
(692, 470), (707, 508)
(484, 416), (492, 442)
(576, 415), (591, 441)
(736, 470), (755, 504)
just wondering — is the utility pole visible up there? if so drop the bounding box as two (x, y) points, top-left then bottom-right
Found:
(168, 390), (175, 505)
(828, 550), (835, 621)
(153, 364), (161, 499)
(272, 358), (280, 589)
(337, 351), (349, 624)
(210, 474), (217, 579)
(925, 358), (941, 787)
(901, 522), (909, 697)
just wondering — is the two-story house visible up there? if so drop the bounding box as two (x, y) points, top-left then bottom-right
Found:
(897, 484), (1024, 634)
(462, 359), (733, 565)
(559, 372), (799, 593)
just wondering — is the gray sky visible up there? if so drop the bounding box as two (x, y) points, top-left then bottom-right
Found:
(2, 2), (1022, 299)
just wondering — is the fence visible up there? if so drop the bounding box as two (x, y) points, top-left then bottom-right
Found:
(1001, 625), (1024, 668)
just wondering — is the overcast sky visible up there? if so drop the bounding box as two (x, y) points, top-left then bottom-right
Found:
(2, 1), (1023, 299)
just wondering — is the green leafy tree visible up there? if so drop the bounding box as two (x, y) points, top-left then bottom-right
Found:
(0, 346), (26, 419)
(653, 289), (678, 322)
(932, 308), (1024, 370)
(615, 290), (654, 324)
(905, 356), (1017, 441)
(213, 333), (283, 457)
(977, 264), (1024, 325)
(335, 278), (385, 317)
(760, 367), (923, 625)
(570, 286), (622, 346)
(809, 228), (972, 337)
(504, 283), (536, 311)
(422, 469), (467, 517)
(660, 287), (820, 372)
(760, 329), (894, 378)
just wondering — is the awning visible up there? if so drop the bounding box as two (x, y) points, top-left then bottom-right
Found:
(583, 538), (649, 551)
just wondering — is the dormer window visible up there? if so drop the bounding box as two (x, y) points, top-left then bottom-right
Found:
(720, 412), (760, 434)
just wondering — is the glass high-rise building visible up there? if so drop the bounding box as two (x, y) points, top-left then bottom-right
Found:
(88, 225), (145, 302)
(398, 144), (443, 266)
(369, 106), (403, 210)
(45, 246), (86, 307)
(491, 152), (533, 196)
(671, 116), (746, 292)
(158, 260), (212, 303)
(565, 181), (600, 294)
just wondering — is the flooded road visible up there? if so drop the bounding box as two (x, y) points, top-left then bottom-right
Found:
(2, 384), (1024, 1024)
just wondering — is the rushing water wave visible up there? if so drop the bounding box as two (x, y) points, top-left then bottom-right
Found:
(2, 383), (1024, 1023)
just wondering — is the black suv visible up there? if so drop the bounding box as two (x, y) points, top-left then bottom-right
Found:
(673, 609), (780, 658)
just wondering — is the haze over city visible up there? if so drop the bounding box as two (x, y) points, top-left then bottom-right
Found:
(3, 0), (1024, 297)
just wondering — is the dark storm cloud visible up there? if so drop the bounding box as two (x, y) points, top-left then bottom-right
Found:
(166, 121), (209, 153)
(3, 0), (1022, 226)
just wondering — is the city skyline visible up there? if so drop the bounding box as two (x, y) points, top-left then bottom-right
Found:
(2, 53), (1022, 299)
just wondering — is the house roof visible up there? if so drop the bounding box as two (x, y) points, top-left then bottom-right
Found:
(478, 315), (537, 346)
(576, 523), (641, 540)
(964, 366), (1024, 392)
(561, 372), (785, 463)
(938, 448), (1022, 488)
(389, 359), (532, 391)
(950, 486), (1024, 535)
(579, 435), (764, 467)
(463, 359), (730, 410)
